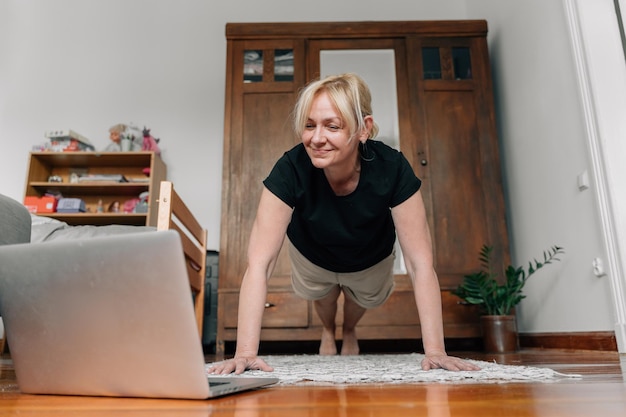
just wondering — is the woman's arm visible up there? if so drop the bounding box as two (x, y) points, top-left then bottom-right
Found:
(391, 191), (479, 371)
(209, 187), (293, 374)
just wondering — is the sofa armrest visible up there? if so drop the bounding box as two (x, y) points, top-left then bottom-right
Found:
(0, 194), (32, 246)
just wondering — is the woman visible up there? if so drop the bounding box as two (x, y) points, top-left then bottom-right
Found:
(210, 73), (479, 374)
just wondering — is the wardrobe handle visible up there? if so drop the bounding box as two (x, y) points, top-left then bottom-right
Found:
(420, 159), (428, 166)
(265, 302), (275, 308)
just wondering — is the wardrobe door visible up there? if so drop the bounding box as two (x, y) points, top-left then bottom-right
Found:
(407, 37), (509, 321)
(218, 39), (307, 350)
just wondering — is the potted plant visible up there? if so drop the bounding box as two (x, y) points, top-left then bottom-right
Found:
(452, 244), (564, 353)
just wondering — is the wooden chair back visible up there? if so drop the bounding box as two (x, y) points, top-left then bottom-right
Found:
(156, 181), (208, 337)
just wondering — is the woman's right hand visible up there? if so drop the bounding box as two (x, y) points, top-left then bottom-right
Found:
(207, 356), (274, 375)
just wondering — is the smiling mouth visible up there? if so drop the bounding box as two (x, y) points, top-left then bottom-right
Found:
(311, 148), (331, 157)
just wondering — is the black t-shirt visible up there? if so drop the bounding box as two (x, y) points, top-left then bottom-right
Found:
(263, 140), (421, 273)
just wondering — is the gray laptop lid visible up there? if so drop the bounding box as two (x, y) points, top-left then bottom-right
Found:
(0, 231), (276, 399)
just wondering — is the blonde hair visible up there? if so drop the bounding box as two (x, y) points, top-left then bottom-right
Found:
(293, 73), (379, 141)
(108, 123), (127, 135)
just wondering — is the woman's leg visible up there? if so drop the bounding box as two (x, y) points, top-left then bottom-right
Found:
(313, 287), (368, 355)
(313, 285), (341, 355)
(340, 292), (366, 355)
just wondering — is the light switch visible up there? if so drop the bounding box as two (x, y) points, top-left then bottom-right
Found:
(593, 257), (606, 277)
(578, 170), (590, 191)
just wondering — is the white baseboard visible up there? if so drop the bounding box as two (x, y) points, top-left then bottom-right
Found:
(614, 322), (626, 353)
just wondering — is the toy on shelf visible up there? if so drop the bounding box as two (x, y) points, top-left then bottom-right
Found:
(142, 127), (161, 155)
(103, 123), (142, 152)
(108, 201), (121, 213)
(102, 123), (162, 155)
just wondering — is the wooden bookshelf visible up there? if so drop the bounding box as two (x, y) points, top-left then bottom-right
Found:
(24, 152), (166, 226)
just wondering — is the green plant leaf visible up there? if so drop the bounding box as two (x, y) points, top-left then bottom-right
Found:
(453, 244), (564, 316)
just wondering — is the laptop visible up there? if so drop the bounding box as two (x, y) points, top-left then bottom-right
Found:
(0, 230), (278, 399)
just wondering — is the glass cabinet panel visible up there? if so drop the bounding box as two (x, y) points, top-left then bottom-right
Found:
(422, 47), (441, 79)
(243, 50), (263, 83)
(422, 46), (472, 80)
(452, 47), (472, 79)
(274, 49), (294, 82)
(244, 48), (294, 83)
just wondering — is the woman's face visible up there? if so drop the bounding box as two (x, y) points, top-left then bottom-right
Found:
(302, 91), (360, 170)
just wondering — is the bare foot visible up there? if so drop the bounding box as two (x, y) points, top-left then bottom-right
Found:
(340, 330), (359, 355)
(319, 328), (338, 355)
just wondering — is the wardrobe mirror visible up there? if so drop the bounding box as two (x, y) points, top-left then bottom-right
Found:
(321, 49), (406, 274)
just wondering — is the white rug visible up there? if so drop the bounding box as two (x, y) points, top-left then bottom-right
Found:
(207, 353), (582, 385)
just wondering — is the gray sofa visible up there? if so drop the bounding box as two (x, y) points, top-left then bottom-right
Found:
(0, 193), (31, 247)
(0, 193), (31, 352)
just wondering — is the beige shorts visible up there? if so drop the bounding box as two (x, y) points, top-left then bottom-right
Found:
(288, 242), (395, 309)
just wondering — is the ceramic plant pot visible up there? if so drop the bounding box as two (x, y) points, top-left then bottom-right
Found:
(481, 315), (520, 353)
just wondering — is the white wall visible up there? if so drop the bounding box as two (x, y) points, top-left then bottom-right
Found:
(572, 0), (626, 348)
(468, 0), (623, 346)
(0, 0), (466, 251)
(1, 0), (623, 343)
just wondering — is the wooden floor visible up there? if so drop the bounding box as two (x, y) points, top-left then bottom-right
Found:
(0, 349), (624, 416)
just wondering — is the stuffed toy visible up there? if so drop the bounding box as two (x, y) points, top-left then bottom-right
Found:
(103, 123), (143, 152)
(142, 127), (161, 155)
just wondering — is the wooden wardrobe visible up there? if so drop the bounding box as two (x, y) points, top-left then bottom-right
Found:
(217, 20), (509, 355)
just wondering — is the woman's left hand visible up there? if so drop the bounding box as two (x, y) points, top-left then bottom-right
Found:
(421, 353), (481, 371)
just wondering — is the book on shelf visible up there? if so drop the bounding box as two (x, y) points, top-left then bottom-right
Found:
(76, 174), (128, 183)
(125, 177), (150, 183)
